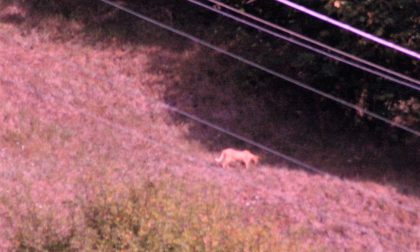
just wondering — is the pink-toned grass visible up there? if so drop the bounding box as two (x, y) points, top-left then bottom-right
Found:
(0, 2), (419, 251)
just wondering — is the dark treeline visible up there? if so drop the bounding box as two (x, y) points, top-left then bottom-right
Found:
(6, 0), (419, 140)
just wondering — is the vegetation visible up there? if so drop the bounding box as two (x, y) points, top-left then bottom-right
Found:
(0, 1), (419, 251)
(5, 176), (315, 251)
(223, 0), (420, 131)
(11, 0), (418, 140)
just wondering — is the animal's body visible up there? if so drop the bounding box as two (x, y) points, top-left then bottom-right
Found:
(215, 148), (259, 169)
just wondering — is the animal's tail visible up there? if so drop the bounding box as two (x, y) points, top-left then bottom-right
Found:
(215, 152), (224, 163)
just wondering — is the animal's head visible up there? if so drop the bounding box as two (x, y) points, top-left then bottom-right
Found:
(252, 155), (260, 164)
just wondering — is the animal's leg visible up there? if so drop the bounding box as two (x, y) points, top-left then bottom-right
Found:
(222, 162), (228, 169)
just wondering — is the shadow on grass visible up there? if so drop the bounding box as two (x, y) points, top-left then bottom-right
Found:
(1, 0), (418, 198)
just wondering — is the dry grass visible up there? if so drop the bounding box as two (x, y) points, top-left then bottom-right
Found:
(3, 173), (317, 252)
(0, 1), (419, 251)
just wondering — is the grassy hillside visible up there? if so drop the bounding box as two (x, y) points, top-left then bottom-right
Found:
(0, 1), (419, 251)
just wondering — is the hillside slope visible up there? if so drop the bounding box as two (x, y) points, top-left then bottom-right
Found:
(0, 6), (419, 251)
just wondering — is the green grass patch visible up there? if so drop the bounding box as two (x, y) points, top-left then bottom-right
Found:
(7, 174), (321, 252)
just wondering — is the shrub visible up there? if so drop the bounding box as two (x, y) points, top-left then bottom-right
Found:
(7, 175), (317, 251)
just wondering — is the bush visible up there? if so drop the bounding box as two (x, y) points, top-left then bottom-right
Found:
(7, 175), (317, 252)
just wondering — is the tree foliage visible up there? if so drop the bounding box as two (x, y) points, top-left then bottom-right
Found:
(220, 0), (419, 132)
(9, 0), (420, 136)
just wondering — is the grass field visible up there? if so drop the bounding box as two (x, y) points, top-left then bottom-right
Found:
(0, 1), (419, 251)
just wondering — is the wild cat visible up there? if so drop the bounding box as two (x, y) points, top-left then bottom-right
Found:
(215, 148), (260, 169)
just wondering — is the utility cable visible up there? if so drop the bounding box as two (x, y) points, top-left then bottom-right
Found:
(0, 76), (412, 252)
(190, 0), (420, 91)
(1, 19), (419, 215)
(98, 0), (420, 137)
(274, 0), (420, 60)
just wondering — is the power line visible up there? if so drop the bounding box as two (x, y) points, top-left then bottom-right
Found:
(1, 2), (419, 216)
(274, 0), (420, 60)
(0, 76), (413, 252)
(93, 0), (420, 214)
(2, 31), (418, 217)
(2, 31), (419, 242)
(98, 0), (420, 137)
(190, 0), (420, 91)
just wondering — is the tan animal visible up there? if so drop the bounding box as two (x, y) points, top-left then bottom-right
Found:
(215, 148), (260, 169)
